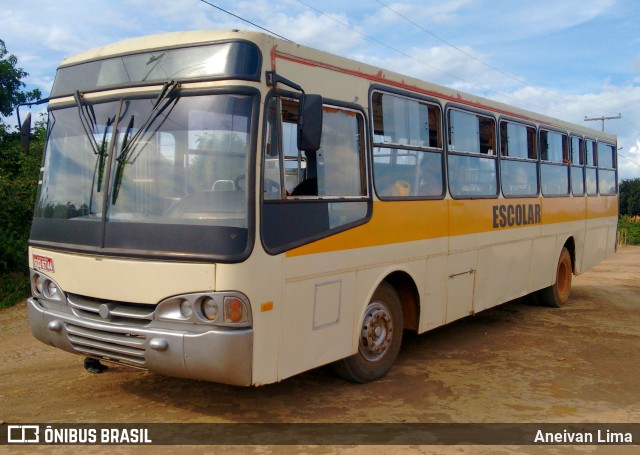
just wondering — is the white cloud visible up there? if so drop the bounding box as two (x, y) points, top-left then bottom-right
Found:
(268, 10), (368, 54)
(1, 0), (638, 179)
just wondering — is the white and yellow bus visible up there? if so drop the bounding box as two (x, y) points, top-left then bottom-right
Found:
(27, 30), (618, 386)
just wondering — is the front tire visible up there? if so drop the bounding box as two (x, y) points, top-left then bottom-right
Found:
(536, 247), (573, 307)
(333, 282), (403, 383)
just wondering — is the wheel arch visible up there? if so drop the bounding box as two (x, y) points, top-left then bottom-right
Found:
(562, 236), (576, 274)
(381, 270), (420, 332)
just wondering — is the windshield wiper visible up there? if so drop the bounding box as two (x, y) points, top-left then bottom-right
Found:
(111, 114), (135, 205)
(96, 116), (114, 192)
(73, 91), (102, 155)
(111, 81), (180, 204)
(115, 80), (179, 165)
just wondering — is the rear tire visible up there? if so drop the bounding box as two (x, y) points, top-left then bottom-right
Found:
(333, 282), (403, 383)
(536, 247), (572, 307)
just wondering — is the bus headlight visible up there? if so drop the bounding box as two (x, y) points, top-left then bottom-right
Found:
(156, 292), (252, 327)
(30, 271), (66, 303)
(201, 297), (219, 321)
(31, 273), (44, 296)
(179, 299), (193, 318)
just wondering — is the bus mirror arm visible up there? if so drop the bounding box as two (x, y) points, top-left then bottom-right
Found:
(266, 71), (323, 153)
(16, 97), (49, 154)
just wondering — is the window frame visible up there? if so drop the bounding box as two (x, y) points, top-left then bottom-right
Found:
(498, 118), (539, 198)
(445, 105), (499, 199)
(596, 141), (617, 196)
(569, 134), (585, 196)
(260, 90), (372, 255)
(370, 88), (445, 200)
(539, 127), (570, 197)
(584, 138), (598, 196)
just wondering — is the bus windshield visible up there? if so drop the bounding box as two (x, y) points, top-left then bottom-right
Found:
(31, 91), (257, 260)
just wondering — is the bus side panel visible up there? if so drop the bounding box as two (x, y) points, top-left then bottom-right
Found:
(581, 222), (611, 272)
(474, 240), (533, 312)
(529, 236), (556, 293)
(582, 196), (618, 270)
(572, 229), (587, 274)
(445, 250), (477, 323)
(278, 271), (356, 380)
(419, 254), (448, 333)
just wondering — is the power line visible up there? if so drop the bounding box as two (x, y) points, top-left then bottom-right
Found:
(291, 1), (593, 117)
(293, 0), (470, 86)
(293, 0), (544, 110)
(372, 0), (620, 120)
(373, 0), (528, 88)
(199, 0), (292, 42)
(618, 152), (640, 168)
(200, 0), (629, 140)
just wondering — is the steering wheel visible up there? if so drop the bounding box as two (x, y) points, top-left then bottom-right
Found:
(263, 178), (280, 194)
(235, 175), (280, 194)
(234, 174), (246, 191)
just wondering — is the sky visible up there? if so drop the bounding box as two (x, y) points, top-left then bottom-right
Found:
(2, 0), (640, 179)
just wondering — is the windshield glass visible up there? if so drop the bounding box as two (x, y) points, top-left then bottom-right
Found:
(32, 91), (257, 260)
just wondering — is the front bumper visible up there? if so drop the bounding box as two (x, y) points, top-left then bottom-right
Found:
(27, 297), (253, 386)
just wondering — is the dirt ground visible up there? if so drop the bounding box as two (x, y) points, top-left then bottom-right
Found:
(1, 246), (639, 454)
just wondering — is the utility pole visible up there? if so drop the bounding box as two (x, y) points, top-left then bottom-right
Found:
(584, 113), (621, 132)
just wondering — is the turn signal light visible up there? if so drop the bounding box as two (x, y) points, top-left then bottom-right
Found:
(224, 296), (247, 323)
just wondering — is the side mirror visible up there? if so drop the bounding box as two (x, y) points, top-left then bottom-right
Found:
(298, 94), (323, 152)
(20, 112), (32, 154)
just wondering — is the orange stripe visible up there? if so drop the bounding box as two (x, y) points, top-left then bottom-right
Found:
(586, 196), (618, 219)
(540, 197), (586, 225)
(285, 196), (618, 257)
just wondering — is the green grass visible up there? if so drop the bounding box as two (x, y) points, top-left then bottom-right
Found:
(0, 271), (29, 309)
(618, 216), (640, 246)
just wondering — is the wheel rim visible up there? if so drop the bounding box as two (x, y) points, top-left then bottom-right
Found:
(359, 301), (394, 362)
(557, 255), (571, 300)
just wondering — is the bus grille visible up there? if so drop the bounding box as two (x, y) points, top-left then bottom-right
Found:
(66, 323), (147, 366)
(67, 293), (155, 327)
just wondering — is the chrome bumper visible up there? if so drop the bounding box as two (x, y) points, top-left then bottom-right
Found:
(27, 297), (253, 386)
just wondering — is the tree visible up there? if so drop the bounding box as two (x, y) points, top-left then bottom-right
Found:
(0, 38), (41, 119)
(0, 40), (44, 307)
(619, 178), (640, 217)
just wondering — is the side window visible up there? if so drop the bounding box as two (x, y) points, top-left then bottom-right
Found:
(371, 91), (444, 199)
(264, 98), (366, 199)
(318, 107), (367, 198)
(499, 121), (538, 197)
(261, 95), (369, 253)
(447, 109), (497, 198)
(539, 129), (569, 196)
(597, 142), (617, 195)
(570, 135), (584, 196)
(585, 139), (598, 196)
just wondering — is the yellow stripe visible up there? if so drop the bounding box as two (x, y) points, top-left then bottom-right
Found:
(285, 196), (618, 257)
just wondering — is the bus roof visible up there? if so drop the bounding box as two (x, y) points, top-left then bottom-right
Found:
(59, 29), (616, 143)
